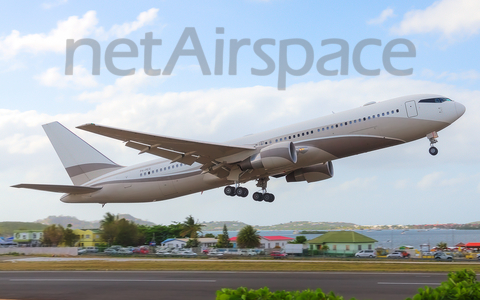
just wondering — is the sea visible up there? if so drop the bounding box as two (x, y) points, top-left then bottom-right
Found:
(205, 229), (480, 249)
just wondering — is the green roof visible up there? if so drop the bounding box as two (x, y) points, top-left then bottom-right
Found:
(308, 231), (377, 244)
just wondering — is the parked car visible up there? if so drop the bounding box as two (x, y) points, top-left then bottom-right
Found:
(434, 252), (453, 261)
(77, 247), (87, 255)
(133, 246), (149, 254)
(207, 249), (224, 256)
(117, 248), (133, 255)
(240, 249), (258, 256)
(202, 249), (210, 254)
(104, 248), (117, 254)
(175, 249), (197, 256)
(387, 251), (410, 258)
(270, 251), (287, 259)
(85, 246), (98, 253)
(355, 250), (376, 258)
(224, 249), (242, 255)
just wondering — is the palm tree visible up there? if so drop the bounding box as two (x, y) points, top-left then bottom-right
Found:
(179, 215), (205, 239)
(436, 241), (448, 250)
(100, 212), (118, 227)
(100, 213), (119, 246)
(236, 225), (261, 248)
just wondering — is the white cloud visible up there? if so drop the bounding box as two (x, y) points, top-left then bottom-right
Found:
(103, 8), (159, 38)
(36, 65), (98, 89)
(391, 0), (480, 39)
(0, 11), (98, 58)
(42, 0), (68, 9)
(0, 9), (159, 59)
(368, 8), (395, 25)
(417, 172), (444, 189)
(421, 69), (480, 81)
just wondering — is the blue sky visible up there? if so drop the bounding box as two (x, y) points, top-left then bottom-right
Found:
(1, 0), (479, 226)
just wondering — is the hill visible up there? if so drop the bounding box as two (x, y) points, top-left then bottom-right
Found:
(201, 221), (357, 231)
(0, 222), (48, 237)
(35, 214), (156, 229)
(201, 221), (250, 231)
(256, 221), (357, 231)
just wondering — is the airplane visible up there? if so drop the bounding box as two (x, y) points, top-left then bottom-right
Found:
(12, 94), (466, 205)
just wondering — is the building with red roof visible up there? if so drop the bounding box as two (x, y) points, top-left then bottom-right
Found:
(230, 235), (294, 249)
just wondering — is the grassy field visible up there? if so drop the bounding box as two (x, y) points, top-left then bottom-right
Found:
(1, 257), (480, 272)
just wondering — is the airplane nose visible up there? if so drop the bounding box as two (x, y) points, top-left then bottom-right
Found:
(455, 102), (466, 118)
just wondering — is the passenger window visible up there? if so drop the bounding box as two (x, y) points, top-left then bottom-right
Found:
(377, 114), (380, 117)
(349, 121), (352, 124)
(336, 124), (338, 128)
(306, 132), (309, 135)
(311, 130), (313, 134)
(302, 133), (304, 136)
(280, 138), (282, 141)
(354, 120), (356, 123)
(372, 115), (375, 119)
(396, 109), (399, 113)
(322, 128), (325, 131)
(387, 112), (389, 115)
(363, 117), (366, 121)
(382, 113), (385, 116)
(340, 123), (343, 127)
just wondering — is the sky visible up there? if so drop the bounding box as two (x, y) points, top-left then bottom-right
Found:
(1, 0), (479, 227)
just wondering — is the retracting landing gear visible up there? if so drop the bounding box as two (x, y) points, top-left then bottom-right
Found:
(427, 131), (439, 156)
(252, 177), (275, 203)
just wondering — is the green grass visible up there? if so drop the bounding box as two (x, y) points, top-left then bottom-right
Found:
(1, 257), (480, 272)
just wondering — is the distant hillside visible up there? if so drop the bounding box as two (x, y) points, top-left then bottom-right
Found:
(256, 221), (357, 231)
(0, 222), (48, 237)
(201, 221), (357, 231)
(35, 214), (156, 229)
(202, 221), (250, 231)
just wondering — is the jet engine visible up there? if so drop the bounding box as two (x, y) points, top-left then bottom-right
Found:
(285, 161), (334, 183)
(238, 142), (297, 171)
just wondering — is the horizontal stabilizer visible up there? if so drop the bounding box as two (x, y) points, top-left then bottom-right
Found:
(11, 184), (102, 194)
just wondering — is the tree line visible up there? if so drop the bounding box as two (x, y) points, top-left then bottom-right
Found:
(40, 213), (265, 248)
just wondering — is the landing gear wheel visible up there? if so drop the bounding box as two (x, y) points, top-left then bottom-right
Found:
(253, 192), (263, 201)
(224, 186), (235, 196)
(235, 187), (248, 197)
(429, 146), (438, 156)
(263, 193), (275, 203)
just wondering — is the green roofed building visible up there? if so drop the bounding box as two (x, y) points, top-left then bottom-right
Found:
(308, 231), (377, 255)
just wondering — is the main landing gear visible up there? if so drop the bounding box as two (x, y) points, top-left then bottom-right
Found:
(427, 131), (439, 156)
(223, 177), (275, 202)
(224, 185), (249, 197)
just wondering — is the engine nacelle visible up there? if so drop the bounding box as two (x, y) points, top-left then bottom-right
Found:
(238, 142), (297, 171)
(286, 161), (334, 183)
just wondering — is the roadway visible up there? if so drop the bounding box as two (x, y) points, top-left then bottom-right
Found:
(0, 271), (446, 300)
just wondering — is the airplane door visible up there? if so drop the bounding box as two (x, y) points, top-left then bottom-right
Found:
(405, 100), (418, 118)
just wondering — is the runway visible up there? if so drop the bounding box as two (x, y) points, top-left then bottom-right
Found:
(0, 271), (446, 300)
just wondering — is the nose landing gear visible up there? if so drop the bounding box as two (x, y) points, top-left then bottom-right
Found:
(427, 131), (439, 156)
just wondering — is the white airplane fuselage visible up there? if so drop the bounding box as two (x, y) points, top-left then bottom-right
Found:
(59, 94), (465, 204)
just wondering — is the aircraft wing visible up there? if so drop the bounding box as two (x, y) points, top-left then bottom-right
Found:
(77, 123), (255, 168)
(11, 184), (102, 194)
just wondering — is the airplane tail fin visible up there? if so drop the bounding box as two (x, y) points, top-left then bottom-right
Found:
(43, 122), (122, 185)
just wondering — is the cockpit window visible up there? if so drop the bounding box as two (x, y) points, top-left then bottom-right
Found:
(419, 98), (452, 103)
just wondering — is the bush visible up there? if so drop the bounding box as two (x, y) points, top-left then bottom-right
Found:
(406, 269), (480, 300)
(216, 287), (353, 300)
(216, 269), (480, 300)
